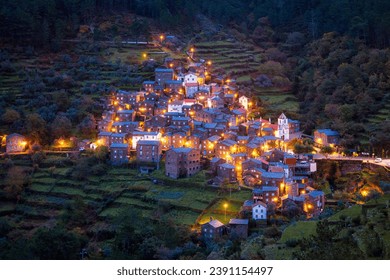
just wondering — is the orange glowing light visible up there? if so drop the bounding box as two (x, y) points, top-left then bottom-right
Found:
(207, 60), (212, 65)
(142, 53), (147, 58)
(169, 63), (173, 68)
(190, 47), (194, 52)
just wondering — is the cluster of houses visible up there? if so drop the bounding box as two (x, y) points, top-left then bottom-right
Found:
(92, 56), (333, 229)
(200, 147), (326, 240)
(0, 51), (341, 235)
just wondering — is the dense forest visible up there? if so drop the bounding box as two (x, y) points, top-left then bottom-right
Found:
(1, 0), (390, 48)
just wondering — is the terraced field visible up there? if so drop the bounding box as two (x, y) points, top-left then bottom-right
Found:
(194, 40), (299, 118)
(0, 43), (167, 135)
(195, 41), (260, 79)
(0, 155), (252, 238)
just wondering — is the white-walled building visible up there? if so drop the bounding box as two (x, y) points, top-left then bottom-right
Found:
(168, 100), (183, 113)
(276, 113), (301, 141)
(252, 201), (267, 221)
(131, 131), (161, 149)
(239, 95), (250, 110)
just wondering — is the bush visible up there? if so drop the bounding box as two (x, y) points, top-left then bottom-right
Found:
(0, 218), (11, 236)
(285, 238), (299, 247)
(263, 225), (282, 239)
(90, 163), (108, 175)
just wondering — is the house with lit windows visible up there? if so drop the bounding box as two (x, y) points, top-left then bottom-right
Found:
(110, 143), (129, 165)
(136, 140), (161, 163)
(6, 133), (27, 153)
(201, 219), (225, 240)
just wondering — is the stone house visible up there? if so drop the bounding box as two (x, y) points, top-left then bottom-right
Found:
(229, 219), (249, 239)
(165, 80), (183, 92)
(314, 129), (340, 146)
(253, 186), (280, 204)
(155, 68), (174, 85)
(165, 148), (201, 179)
(215, 139), (237, 160)
(6, 133), (27, 153)
(136, 140), (162, 163)
(110, 143), (129, 165)
(98, 132), (112, 147)
(210, 157), (225, 173)
(201, 219), (225, 240)
(116, 110), (135, 122)
(142, 81), (156, 92)
(217, 163), (236, 182)
(110, 133), (127, 145)
(111, 121), (139, 134)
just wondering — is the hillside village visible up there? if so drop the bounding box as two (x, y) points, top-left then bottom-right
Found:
(92, 47), (335, 238)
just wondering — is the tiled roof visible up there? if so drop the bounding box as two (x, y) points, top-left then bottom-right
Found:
(229, 218), (248, 225)
(309, 190), (325, 198)
(171, 147), (193, 153)
(208, 219), (224, 228)
(110, 143), (128, 148)
(155, 68), (173, 73)
(137, 140), (160, 146)
(117, 110), (134, 114)
(316, 129), (339, 136)
(219, 163), (235, 169)
(110, 133), (127, 137)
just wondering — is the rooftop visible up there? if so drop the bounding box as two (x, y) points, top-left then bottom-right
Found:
(171, 147), (193, 153)
(229, 218), (248, 225)
(110, 143), (128, 149)
(309, 190), (325, 198)
(316, 129), (339, 136)
(155, 68), (173, 73)
(219, 163), (235, 169)
(111, 133), (127, 137)
(207, 219), (224, 228)
(137, 140), (160, 146)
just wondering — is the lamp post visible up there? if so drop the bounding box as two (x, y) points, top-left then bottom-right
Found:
(224, 203), (228, 221)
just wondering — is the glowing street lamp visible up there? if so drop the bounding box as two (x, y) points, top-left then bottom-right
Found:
(142, 53), (147, 59)
(207, 60), (212, 66)
(224, 203), (228, 220)
(159, 34), (164, 43)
